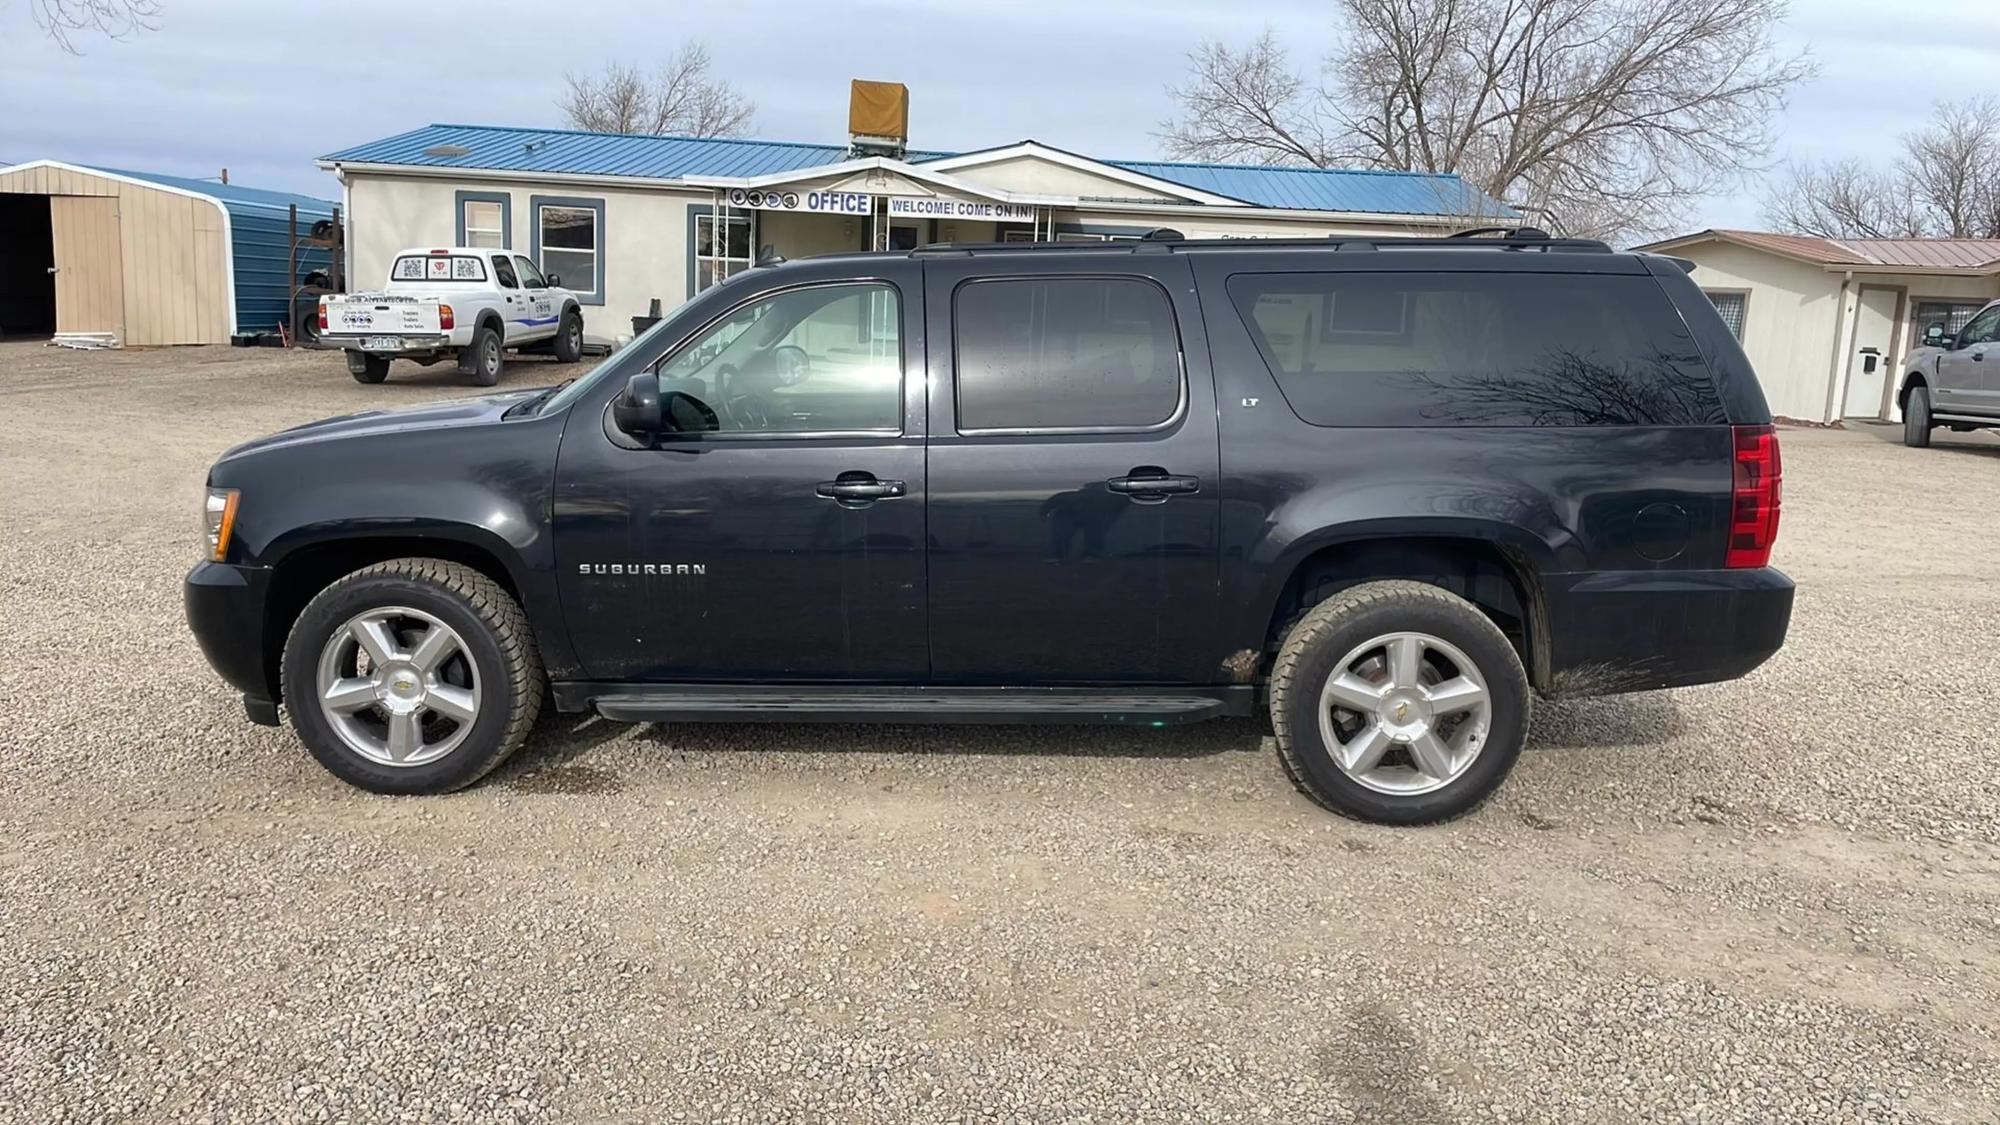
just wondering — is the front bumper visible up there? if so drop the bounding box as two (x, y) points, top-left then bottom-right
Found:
(185, 561), (279, 722)
(1539, 566), (1794, 695)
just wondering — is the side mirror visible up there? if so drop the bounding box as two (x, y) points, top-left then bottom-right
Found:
(611, 371), (661, 438)
(1925, 322), (1948, 346)
(544, 272), (561, 287)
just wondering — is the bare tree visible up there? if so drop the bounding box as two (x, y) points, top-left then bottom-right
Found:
(1761, 98), (2000, 240)
(1759, 158), (1925, 240)
(1898, 97), (2000, 238)
(1160, 0), (1815, 242)
(30, 0), (159, 51)
(559, 44), (755, 138)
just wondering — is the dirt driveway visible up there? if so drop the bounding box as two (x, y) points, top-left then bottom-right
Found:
(2, 341), (1997, 1123)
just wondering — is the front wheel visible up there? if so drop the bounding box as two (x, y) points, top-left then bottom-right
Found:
(281, 559), (543, 793)
(1904, 385), (1933, 447)
(1269, 580), (1530, 825)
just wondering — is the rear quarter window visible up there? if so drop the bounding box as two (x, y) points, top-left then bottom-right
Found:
(1226, 271), (1725, 427)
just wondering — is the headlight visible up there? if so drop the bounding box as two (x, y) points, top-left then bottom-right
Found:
(203, 488), (240, 561)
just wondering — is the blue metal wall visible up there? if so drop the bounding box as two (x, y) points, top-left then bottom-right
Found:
(91, 166), (337, 334)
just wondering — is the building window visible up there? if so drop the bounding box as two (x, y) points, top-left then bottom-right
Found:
(462, 201), (505, 248)
(695, 213), (752, 290)
(530, 195), (605, 304)
(454, 191), (510, 249)
(1704, 290), (1747, 340)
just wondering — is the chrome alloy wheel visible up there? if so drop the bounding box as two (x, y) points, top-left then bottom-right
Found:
(1316, 631), (1492, 796)
(314, 606), (481, 767)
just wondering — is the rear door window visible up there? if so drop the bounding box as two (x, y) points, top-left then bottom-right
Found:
(1226, 272), (1725, 427)
(953, 276), (1184, 432)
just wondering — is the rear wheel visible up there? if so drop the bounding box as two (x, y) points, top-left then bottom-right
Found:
(1269, 580), (1529, 825)
(460, 325), (503, 386)
(282, 559), (543, 794)
(346, 351), (389, 384)
(1904, 384), (1933, 447)
(553, 310), (583, 363)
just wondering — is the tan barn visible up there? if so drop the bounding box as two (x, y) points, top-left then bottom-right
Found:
(0, 160), (334, 346)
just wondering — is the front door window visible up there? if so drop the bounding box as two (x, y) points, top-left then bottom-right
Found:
(657, 284), (902, 434)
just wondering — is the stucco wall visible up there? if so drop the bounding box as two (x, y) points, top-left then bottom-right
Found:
(1676, 242), (1845, 422)
(345, 175), (700, 342)
(948, 156), (1180, 201)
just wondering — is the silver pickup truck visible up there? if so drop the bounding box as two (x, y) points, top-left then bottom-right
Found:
(1901, 299), (2000, 446)
(319, 247), (584, 386)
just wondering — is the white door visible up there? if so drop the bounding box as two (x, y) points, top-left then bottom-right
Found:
(1842, 288), (1898, 419)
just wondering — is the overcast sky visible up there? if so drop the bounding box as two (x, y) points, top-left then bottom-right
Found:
(5, 0), (1999, 232)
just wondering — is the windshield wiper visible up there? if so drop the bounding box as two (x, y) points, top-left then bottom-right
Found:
(507, 380), (573, 418)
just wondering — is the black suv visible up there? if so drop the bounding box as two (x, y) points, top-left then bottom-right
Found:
(185, 230), (1792, 824)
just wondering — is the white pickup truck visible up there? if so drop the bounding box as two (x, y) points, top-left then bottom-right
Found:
(319, 247), (584, 385)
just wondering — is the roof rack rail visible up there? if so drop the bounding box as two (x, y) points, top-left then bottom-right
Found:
(911, 231), (1613, 256)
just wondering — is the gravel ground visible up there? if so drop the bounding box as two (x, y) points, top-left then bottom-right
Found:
(2, 340), (1998, 1124)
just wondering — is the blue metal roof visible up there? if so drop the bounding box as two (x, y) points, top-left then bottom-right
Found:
(87, 165), (336, 334)
(1108, 159), (1507, 217)
(323, 124), (1508, 218)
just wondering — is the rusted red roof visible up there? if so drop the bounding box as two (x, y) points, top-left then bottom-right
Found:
(1643, 228), (2000, 272)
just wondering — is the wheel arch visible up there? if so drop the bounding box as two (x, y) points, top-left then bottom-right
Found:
(1257, 531), (1549, 691)
(1899, 371), (1928, 408)
(260, 528), (528, 705)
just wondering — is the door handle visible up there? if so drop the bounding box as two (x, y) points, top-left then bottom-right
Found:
(1106, 469), (1200, 499)
(816, 475), (906, 506)
(1974, 350), (1985, 361)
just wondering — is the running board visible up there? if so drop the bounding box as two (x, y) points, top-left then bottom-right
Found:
(1927, 412), (2000, 425)
(555, 683), (1255, 725)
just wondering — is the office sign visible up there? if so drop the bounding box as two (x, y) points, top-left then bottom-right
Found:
(886, 196), (1036, 222)
(726, 187), (873, 216)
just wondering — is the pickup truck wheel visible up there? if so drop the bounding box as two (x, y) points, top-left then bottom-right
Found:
(1269, 580), (1529, 825)
(553, 311), (583, 363)
(460, 326), (503, 386)
(281, 558), (543, 794)
(346, 352), (389, 384)
(1904, 385), (1933, 447)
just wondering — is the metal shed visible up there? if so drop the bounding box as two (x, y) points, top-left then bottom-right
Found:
(0, 160), (334, 346)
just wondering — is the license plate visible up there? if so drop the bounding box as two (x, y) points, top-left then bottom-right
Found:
(362, 336), (402, 350)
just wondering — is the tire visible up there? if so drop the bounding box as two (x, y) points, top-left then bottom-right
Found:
(294, 300), (321, 345)
(281, 558), (543, 794)
(1904, 385), (1933, 447)
(1268, 580), (1530, 825)
(346, 351), (389, 384)
(459, 325), (503, 386)
(553, 310), (584, 364)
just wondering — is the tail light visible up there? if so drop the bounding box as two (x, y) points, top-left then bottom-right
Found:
(316, 301), (327, 331)
(438, 304), (455, 330)
(1726, 424), (1782, 568)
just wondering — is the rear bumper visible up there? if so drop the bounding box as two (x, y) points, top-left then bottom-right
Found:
(185, 561), (278, 718)
(1539, 567), (1794, 696)
(325, 334), (453, 353)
